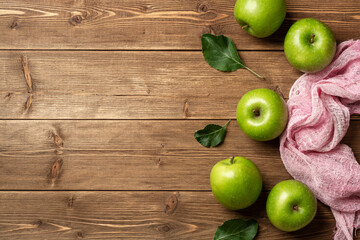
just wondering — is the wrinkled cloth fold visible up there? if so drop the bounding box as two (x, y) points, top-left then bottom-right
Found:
(280, 40), (360, 240)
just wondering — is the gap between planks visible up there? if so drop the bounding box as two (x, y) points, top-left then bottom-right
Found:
(1, 118), (359, 121)
(0, 189), (215, 192)
(0, 49), (285, 52)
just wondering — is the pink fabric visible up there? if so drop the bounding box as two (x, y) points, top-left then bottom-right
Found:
(280, 40), (360, 239)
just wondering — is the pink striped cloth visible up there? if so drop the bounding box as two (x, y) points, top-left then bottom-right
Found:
(280, 40), (360, 239)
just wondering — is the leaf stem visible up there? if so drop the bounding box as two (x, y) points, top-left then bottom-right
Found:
(241, 24), (249, 29)
(230, 156), (235, 164)
(224, 119), (231, 127)
(232, 57), (265, 79)
(244, 66), (265, 79)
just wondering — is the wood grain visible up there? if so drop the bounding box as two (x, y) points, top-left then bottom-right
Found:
(2, 51), (359, 120)
(0, 50), (310, 119)
(0, 191), (336, 239)
(0, 0), (359, 50)
(1, 0), (359, 239)
(0, 120), (359, 190)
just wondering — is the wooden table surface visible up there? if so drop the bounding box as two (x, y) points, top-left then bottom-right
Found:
(0, 0), (359, 239)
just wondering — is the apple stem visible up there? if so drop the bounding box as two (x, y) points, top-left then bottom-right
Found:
(230, 156), (235, 164)
(310, 34), (315, 44)
(242, 24), (249, 29)
(244, 66), (265, 79)
(252, 108), (260, 117)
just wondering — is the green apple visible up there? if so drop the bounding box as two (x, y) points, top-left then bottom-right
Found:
(234, 0), (286, 38)
(284, 18), (336, 72)
(210, 156), (262, 210)
(236, 88), (288, 141)
(266, 180), (317, 232)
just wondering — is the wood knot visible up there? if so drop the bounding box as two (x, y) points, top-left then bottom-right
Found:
(198, 3), (208, 12)
(183, 99), (190, 118)
(50, 158), (63, 181)
(70, 15), (83, 25)
(5, 92), (13, 98)
(165, 193), (179, 215)
(156, 223), (171, 233)
(10, 19), (19, 30)
(53, 133), (64, 148)
(24, 94), (33, 112)
(34, 220), (42, 228)
(68, 196), (75, 208)
(21, 56), (33, 93)
(76, 231), (84, 239)
(141, 4), (154, 12)
(201, 25), (216, 35)
(54, 149), (63, 155)
(154, 158), (162, 167)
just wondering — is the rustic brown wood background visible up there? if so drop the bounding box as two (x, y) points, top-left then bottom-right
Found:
(0, 0), (359, 239)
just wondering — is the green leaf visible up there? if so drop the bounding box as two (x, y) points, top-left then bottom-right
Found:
(214, 218), (258, 240)
(201, 34), (264, 79)
(201, 34), (245, 72)
(194, 120), (231, 148)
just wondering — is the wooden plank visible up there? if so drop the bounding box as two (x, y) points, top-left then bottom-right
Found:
(1, 120), (359, 190)
(2, 51), (359, 120)
(0, 0), (359, 50)
(0, 50), (300, 119)
(0, 191), (336, 239)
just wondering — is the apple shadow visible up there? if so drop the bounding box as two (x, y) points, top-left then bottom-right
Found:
(257, 137), (280, 150)
(260, 12), (298, 45)
(235, 195), (336, 239)
(235, 191), (268, 218)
